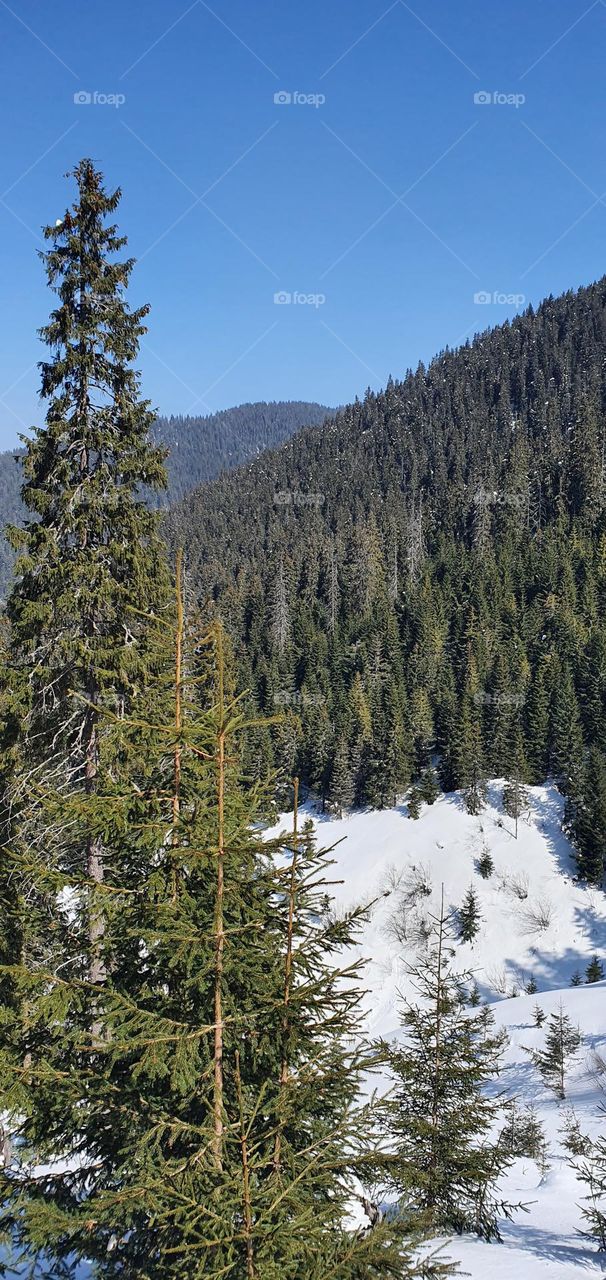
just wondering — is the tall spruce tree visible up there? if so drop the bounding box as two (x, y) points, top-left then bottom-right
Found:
(570, 746), (606, 885)
(2, 158), (170, 991)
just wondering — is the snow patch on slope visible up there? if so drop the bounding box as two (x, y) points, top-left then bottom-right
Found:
(266, 782), (606, 1278)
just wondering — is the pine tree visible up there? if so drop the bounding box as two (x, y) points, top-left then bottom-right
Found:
(571, 1114), (606, 1250)
(476, 845), (494, 879)
(533, 1003), (546, 1027)
(381, 900), (518, 1241)
(550, 664), (584, 798)
(328, 733), (356, 815)
(457, 885), (482, 944)
(2, 158), (170, 998)
(419, 764), (440, 804)
(467, 980), (482, 1007)
(407, 784), (422, 819)
(502, 732), (530, 840)
(570, 746), (606, 885)
(586, 955), (605, 984)
(524, 662), (550, 784)
(526, 1005), (582, 1099)
(499, 1101), (547, 1167)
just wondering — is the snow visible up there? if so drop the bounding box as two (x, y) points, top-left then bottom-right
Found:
(265, 782), (606, 1278)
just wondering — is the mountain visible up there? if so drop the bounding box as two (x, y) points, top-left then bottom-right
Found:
(0, 400), (331, 595)
(171, 277), (606, 882)
(152, 399), (332, 503)
(266, 781), (606, 1279)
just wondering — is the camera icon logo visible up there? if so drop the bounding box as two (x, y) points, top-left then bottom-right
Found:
(74, 90), (92, 105)
(473, 90), (492, 105)
(274, 91), (292, 105)
(274, 291), (292, 304)
(474, 290), (492, 304)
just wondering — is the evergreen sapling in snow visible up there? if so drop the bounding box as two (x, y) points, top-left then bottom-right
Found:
(380, 898), (519, 1241)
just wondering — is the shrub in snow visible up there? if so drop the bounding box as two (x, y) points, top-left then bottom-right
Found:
(520, 897), (554, 935)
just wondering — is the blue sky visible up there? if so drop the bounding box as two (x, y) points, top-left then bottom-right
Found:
(0, 0), (605, 447)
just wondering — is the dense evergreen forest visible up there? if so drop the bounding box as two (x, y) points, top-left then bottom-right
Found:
(169, 282), (606, 883)
(0, 400), (330, 595)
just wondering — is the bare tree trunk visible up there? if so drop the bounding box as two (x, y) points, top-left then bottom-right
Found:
(427, 884), (446, 1212)
(274, 777), (299, 1172)
(235, 1048), (256, 1279)
(171, 548), (184, 903)
(86, 701), (105, 991)
(212, 627), (226, 1169)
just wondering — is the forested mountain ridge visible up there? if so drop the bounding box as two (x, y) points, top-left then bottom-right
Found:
(152, 399), (331, 502)
(0, 399), (331, 594)
(171, 277), (606, 882)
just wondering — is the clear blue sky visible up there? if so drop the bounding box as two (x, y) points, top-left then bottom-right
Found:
(0, 0), (605, 447)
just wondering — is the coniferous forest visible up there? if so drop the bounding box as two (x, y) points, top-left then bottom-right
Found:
(1, 158), (606, 1278)
(168, 282), (606, 883)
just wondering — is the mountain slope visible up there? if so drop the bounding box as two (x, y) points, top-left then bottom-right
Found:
(0, 399), (331, 596)
(265, 783), (606, 1278)
(172, 277), (606, 878)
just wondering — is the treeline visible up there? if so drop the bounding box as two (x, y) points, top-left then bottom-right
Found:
(170, 281), (606, 883)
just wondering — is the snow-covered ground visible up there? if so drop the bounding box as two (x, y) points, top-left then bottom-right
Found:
(266, 782), (606, 1278)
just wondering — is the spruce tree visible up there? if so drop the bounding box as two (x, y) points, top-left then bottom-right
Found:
(571, 1115), (606, 1251)
(457, 885), (482, 944)
(499, 1102), (547, 1168)
(407, 784), (422, 820)
(419, 764), (440, 804)
(476, 845), (494, 879)
(380, 900), (518, 1241)
(570, 746), (606, 885)
(586, 955), (604, 984)
(526, 1005), (582, 1099)
(502, 732), (530, 840)
(2, 158), (170, 994)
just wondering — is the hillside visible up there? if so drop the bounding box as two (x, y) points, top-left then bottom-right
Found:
(172, 278), (606, 883)
(266, 782), (606, 1278)
(0, 399), (331, 596)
